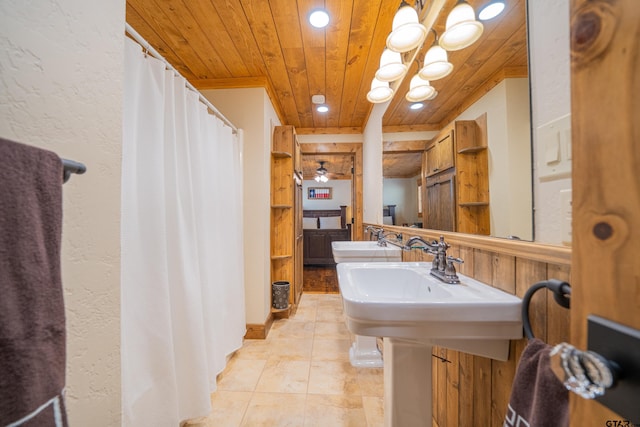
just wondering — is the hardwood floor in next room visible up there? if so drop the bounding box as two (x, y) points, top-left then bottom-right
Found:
(185, 273), (384, 426)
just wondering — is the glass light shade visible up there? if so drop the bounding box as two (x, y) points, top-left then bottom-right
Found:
(405, 74), (436, 102)
(419, 44), (453, 80)
(478, 1), (505, 21)
(309, 9), (330, 28)
(440, 1), (484, 51)
(316, 105), (329, 113)
(376, 49), (407, 82)
(314, 174), (328, 183)
(367, 78), (394, 103)
(386, 4), (427, 53)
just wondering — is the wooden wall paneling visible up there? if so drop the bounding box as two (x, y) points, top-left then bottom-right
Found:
(516, 258), (549, 344)
(492, 253), (516, 294)
(546, 263), (571, 346)
(472, 249), (493, 284)
(445, 349), (460, 427)
(491, 340), (518, 426)
(457, 352), (474, 425)
(473, 355), (493, 426)
(432, 347), (443, 425)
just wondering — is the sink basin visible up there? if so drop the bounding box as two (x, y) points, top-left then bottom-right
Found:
(336, 261), (523, 426)
(331, 241), (402, 263)
(336, 262), (522, 357)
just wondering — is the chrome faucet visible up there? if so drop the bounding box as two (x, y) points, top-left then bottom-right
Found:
(404, 235), (464, 284)
(378, 231), (403, 247)
(365, 225), (383, 241)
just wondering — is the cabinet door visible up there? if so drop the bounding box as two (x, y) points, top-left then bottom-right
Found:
(437, 131), (454, 171)
(437, 173), (456, 232)
(425, 131), (454, 177)
(425, 171), (456, 231)
(425, 144), (439, 177)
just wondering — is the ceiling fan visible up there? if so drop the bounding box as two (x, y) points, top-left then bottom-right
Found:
(315, 161), (329, 182)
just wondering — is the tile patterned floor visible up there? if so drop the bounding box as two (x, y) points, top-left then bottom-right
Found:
(187, 293), (384, 427)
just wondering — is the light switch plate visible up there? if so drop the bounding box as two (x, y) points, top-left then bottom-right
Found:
(537, 114), (572, 181)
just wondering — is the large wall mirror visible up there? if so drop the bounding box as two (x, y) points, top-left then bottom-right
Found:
(380, 0), (571, 244)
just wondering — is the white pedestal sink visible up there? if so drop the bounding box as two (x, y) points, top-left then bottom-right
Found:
(336, 262), (522, 427)
(331, 241), (402, 368)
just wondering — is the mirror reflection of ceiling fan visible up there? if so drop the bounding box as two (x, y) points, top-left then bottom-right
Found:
(314, 161), (329, 182)
(314, 160), (347, 182)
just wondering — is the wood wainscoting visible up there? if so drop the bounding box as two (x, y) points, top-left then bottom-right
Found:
(366, 224), (571, 426)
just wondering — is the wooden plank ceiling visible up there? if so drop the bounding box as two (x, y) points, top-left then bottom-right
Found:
(125, 0), (527, 136)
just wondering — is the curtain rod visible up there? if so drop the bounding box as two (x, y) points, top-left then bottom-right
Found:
(124, 23), (239, 134)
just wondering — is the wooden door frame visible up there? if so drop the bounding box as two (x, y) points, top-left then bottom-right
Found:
(300, 143), (364, 241)
(570, 0), (640, 424)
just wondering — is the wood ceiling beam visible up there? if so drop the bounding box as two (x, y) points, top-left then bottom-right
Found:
(296, 127), (363, 135)
(382, 140), (429, 153)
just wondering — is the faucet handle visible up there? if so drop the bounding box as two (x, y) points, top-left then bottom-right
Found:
(446, 256), (464, 264)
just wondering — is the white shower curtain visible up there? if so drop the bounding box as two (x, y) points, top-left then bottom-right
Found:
(121, 37), (245, 426)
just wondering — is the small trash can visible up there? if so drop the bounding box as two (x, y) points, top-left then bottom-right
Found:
(272, 281), (290, 310)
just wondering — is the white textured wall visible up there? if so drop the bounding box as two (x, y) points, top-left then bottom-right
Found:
(0, 0), (124, 425)
(202, 87), (280, 325)
(302, 180), (351, 210)
(363, 103), (388, 224)
(529, 0), (572, 244)
(383, 177), (420, 225)
(455, 78), (533, 239)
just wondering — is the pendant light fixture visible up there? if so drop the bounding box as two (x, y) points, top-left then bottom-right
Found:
(386, 0), (427, 53)
(419, 31), (453, 81)
(439, 0), (484, 51)
(405, 74), (436, 102)
(367, 78), (394, 103)
(376, 49), (408, 82)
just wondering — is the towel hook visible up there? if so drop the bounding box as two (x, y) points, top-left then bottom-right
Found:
(522, 279), (571, 340)
(61, 158), (86, 183)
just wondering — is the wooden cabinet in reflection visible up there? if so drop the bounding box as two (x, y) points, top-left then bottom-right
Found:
(421, 114), (489, 235)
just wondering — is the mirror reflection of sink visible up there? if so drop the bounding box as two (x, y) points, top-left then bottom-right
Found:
(331, 240), (402, 369)
(336, 262), (523, 427)
(331, 241), (402, 263)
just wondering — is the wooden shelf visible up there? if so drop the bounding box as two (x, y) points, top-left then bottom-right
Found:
(271, 304), (291, 313)
(458, 146), (487, 154)
(272, 151), (292, 158)
(459, 202), (489, 207)
(271, 125), (303, 315)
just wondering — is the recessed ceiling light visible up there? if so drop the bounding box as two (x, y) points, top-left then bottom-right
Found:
(410, 103), (424, 110)
(317, 105), (329, 113)
(309, 9), (330, 28)
(478, 1), (506, 21)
